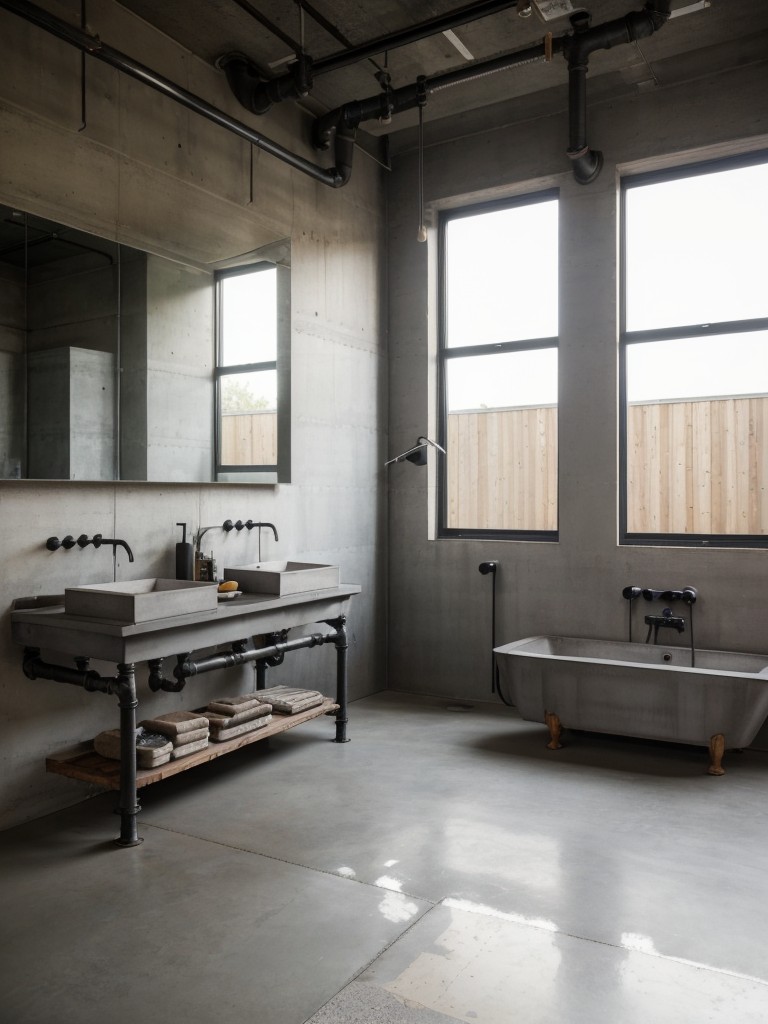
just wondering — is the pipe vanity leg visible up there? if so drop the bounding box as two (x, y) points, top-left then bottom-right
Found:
(708, 733), (726, 776)
(255, 658), (268, 691)
(545, 711), (563, 750)
(326, 615), (349, 743)
(115, 663), (143, 846)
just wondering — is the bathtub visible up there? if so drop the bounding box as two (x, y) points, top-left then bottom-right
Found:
(494, 636), (768, 774)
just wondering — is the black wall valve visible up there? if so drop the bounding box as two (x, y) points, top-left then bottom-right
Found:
(478, 561), (498, 575)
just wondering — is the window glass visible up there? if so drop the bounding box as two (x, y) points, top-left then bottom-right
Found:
(444, 199), (558, 348)
(219, 267), (277, 366)
(445, 350), (558, 532)
(625, 163), (768, 332)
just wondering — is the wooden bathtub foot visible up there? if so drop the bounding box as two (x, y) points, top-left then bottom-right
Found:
(545, 711), (563, 750)
(707, 734), (726, 776)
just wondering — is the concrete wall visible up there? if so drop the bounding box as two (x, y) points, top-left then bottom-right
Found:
(386, 61), (768, 744)
(0, 1), (386, 828)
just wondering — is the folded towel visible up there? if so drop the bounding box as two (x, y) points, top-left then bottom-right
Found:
(142, 710), (209, 737)
(138, 721), (208, 747)
(207, 695), (262, 716)
(204, 704), (272, 728)
(171, 725), (208, 746)
(251, 686), (325, 714)
(209, 715), (273, 742)
(93, 728), (173, 768)
(171, 736), (209, 760)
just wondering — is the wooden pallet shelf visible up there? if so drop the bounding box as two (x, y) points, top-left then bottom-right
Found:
(45, 699), (339, 790)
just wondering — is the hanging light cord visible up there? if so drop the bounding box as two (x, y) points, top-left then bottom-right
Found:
(416, 76), (427, 242)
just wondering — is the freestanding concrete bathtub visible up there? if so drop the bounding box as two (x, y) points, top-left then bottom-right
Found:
(495, 636), (768, 774)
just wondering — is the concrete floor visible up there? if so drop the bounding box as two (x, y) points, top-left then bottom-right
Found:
(1, 691), (767, 1023)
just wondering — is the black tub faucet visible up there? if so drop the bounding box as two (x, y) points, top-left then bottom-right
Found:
(645, 608), (685, 644)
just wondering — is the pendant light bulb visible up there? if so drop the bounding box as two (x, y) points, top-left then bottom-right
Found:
(417, 224), (427, 243)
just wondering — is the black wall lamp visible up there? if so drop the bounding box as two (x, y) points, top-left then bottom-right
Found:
(385, 436), (446, 467)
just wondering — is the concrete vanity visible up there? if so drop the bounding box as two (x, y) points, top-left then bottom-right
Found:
(11, 584), (361, 846)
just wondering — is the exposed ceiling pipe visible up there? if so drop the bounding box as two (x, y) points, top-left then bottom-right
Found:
(312, 0), (520, 76)
(563, 0), (672, 183)
(221, 0), (521, 115)
(311, 0), (672, 184)
(0, 0), (353, 188)
(312, 39), (557, 152)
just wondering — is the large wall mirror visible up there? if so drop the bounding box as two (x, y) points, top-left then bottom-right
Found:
(0, 204), (290, 483)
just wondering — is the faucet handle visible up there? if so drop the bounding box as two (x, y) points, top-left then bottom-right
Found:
(222, 519), (235, 532)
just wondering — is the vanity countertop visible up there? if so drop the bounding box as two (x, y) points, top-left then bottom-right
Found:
(11, 585), (362, 664)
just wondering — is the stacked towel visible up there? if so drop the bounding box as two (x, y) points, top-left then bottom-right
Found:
(203, 695), (273, 742)
(141, 710), (210, 759)
(93, 727), (173, 768)
(250, 685), (325, 715)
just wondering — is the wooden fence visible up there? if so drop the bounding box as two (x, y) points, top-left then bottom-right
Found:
(220, 410), (276, 466)
(626, 395), (768, 536)
(222, 399), (767, 535)
(446, 406), (558, 531)
(446, 396), (768, 535)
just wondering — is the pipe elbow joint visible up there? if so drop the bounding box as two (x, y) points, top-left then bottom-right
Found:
(218, 52), (274, 115)
(330, 129), (356, 188)
(568, 145), (603, 184)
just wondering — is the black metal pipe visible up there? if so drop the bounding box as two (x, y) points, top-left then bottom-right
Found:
(174, 630), (332, 680)
(21, 648), (142, 844)
(23, 647), (118, 693)
(314, 39), (552, 151)
(225, 1), (530, 118)
(325, 615), (349, 743)
(0, 0), (350, 188)
(562, 1), (671, 183)
(115, 663), (142, 847)
(313, 0), (520, 77)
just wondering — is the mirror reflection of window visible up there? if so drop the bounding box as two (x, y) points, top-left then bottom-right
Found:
(215, 265), (280, 477)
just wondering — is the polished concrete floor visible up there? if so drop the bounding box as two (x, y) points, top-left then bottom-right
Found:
(1, 691), (767, 1023)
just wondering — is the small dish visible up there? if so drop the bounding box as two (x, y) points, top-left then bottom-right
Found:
(217, 590), (243, 601)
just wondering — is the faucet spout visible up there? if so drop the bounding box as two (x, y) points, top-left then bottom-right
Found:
(246, 521), (279, 542)
(93, 535), (135, 562)
(245, 521), (279, 561)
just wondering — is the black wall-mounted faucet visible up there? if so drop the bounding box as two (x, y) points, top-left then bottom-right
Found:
(245, 521), (279, 561)
(46, 533), (134, 562)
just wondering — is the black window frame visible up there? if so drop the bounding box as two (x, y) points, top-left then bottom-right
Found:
(619, 149), (768, 548)
(437, 189), (560, 541)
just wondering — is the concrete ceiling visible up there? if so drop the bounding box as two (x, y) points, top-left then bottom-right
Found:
(114, 0), (768, 146)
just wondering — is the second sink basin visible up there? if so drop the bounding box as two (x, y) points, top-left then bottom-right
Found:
(64, 578), (219, 623)
(223, 561), (340, 596)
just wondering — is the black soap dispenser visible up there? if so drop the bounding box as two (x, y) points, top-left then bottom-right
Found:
(175, 522), (194, 580)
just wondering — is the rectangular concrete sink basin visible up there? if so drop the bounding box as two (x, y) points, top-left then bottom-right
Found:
(223, 561), (340, 597)
(64, 578), (219, 623)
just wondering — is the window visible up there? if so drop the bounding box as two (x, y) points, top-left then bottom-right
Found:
(215, 263), (290, 482)
(438, 192), (559, 538)
(620, 152), (768, 546)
